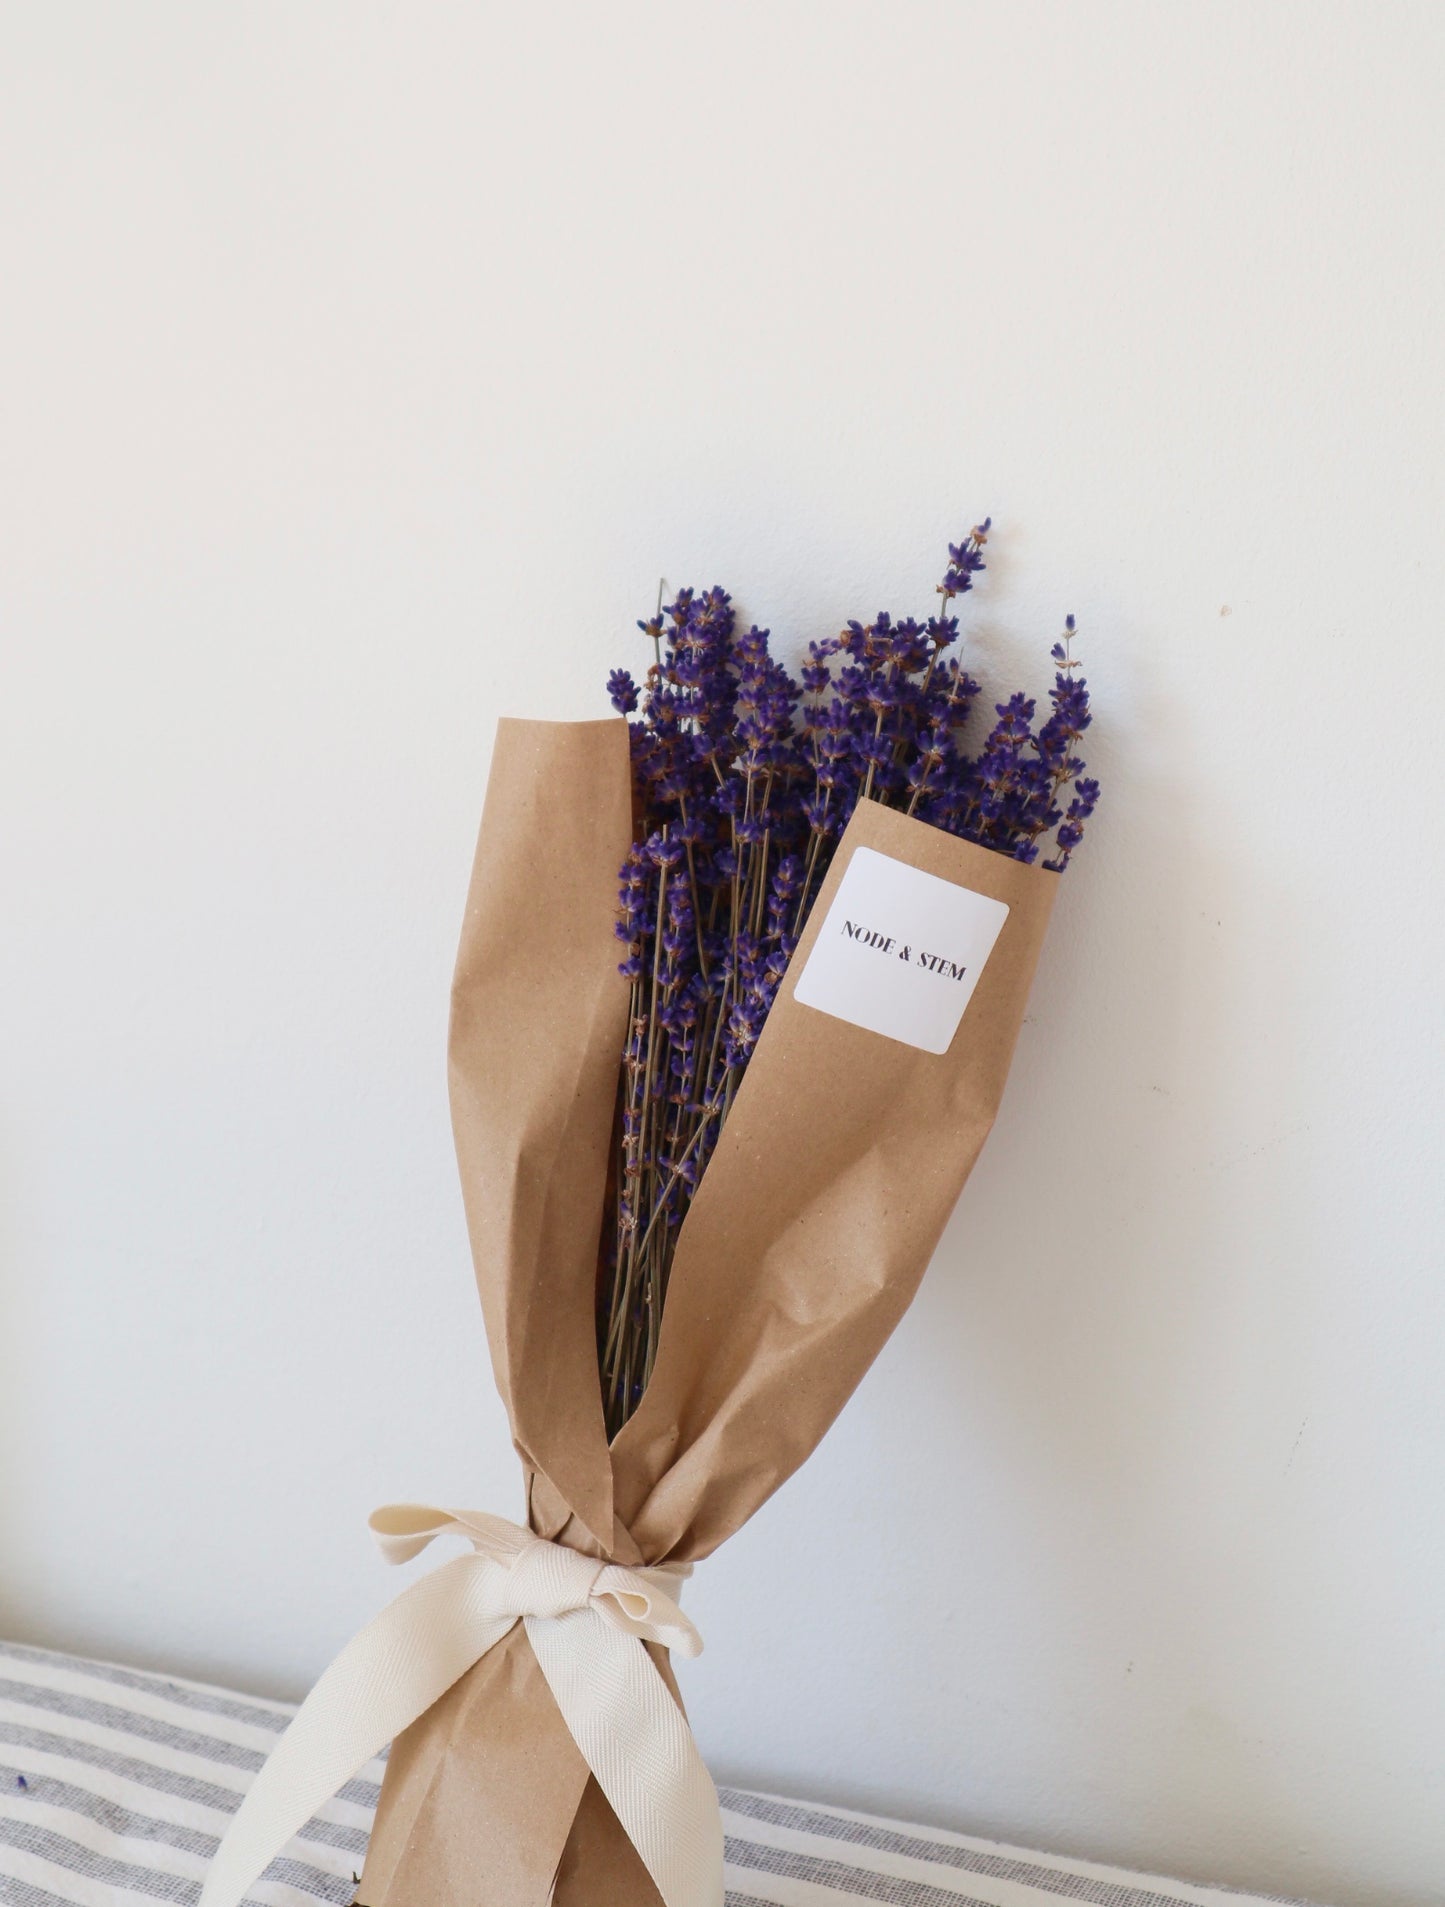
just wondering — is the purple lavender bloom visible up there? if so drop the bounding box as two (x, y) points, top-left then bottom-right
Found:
(941, 519), (990, 598)
(647, 832), (685, 869)
(597, 530), (1101, 1435)
(607, 669), (639, 714)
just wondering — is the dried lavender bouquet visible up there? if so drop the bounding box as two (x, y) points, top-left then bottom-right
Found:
(600, 523), (1100, 1433)
(200, 522), (1100, 1907)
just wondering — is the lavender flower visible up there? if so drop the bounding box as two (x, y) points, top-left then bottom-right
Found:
(607, 669), (639, 714)
(597, 526), (1101, 1432)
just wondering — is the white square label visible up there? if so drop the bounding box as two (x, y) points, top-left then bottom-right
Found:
(793, 845), (1010, 1054)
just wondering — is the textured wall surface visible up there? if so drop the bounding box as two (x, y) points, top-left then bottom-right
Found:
(2, 7), (1442, 1905)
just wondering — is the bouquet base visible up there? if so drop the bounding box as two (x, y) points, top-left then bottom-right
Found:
(358, 1618), (672, 1907)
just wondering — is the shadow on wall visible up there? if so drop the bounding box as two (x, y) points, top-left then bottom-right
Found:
(878, 810), (1346, 1897)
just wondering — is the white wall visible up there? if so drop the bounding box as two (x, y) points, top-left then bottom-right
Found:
(2, 6), (1442, 1904)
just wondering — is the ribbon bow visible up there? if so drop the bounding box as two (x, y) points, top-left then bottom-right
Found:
(199, 1505), (724, 1907)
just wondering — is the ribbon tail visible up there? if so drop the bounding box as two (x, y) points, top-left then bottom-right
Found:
(202, 1556), (514, 1907)
(524, 1610), (724, 1907)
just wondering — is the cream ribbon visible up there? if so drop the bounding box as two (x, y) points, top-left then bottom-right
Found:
(198, 1505), (723, 1907)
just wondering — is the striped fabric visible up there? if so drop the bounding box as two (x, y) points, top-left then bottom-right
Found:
(0, 1639), (1315, 1907)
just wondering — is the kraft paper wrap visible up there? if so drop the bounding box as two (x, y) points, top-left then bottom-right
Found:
(359, 715), (1057, 1907)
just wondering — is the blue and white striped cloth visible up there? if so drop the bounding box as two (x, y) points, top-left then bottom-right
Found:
(0, 1638), (1315, 1907)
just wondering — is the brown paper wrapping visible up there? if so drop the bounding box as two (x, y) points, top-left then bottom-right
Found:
(360, 716), (1057, 1907)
